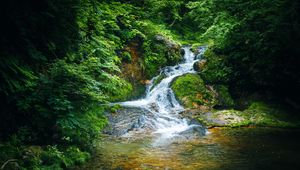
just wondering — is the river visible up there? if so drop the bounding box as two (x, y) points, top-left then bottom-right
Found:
(79, 127), (300, 170)
(78, 47), (300, 170)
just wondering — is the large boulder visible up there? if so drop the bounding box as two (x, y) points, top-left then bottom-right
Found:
(171, 73), (217, 109)
(184, 101), (299, 128)
(154, 35), (180, 49)
(197, 110), (246, 128)
(104, 107), (151, 136)
(143, 34), (182, 78)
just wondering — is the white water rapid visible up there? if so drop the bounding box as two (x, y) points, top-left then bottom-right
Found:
(118, 46), (206, 141)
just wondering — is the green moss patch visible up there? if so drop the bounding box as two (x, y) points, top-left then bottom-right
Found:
(195, 101), (300, 128)
(171, 74), (216, 108)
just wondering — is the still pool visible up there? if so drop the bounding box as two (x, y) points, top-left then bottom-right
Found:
(77, 127), (300, 170)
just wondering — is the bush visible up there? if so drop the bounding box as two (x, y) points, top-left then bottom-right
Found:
(121, 51), (132, 62)
(214, 85), (235, 108)
(40, 145), (90, 169)
(199, 48), (232, 84)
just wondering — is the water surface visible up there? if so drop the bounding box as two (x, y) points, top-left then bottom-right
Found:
(80, 127), (300, 170)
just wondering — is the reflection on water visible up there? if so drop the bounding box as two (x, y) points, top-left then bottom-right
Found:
(79, 128), (300, 170)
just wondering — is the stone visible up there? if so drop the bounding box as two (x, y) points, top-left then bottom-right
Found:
(193, 59), (207, 72)
(104, 107), (151, 136)
(154, 34), (180, 49)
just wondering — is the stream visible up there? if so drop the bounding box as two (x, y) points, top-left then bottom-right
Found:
(117, 46), (207, 141)
(79, 47), (300, 170)
(80, 128), (300, 170)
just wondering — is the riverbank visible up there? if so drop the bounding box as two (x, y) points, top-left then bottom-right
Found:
(181, 101), (300, 128)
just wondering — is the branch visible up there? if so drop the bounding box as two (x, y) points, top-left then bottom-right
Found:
(169, 19), (177, 27)
(1, 159), (18, 170)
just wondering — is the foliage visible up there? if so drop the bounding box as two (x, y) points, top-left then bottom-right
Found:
(182, 0), (300, 105)
(154, 0), (300, 107)
(40, 145), (90, 169)
(121, 51), (132, 62)
(143, 0), (185, 26)
(0, 0), (299, 169)
(214, 85), (235, 108)
(219, 0), (300, 101)
(143, 36), (181, 77)
(0, 0), (136, 169)
(134, 20), (182, 77)
(199, 48), (232, 84)
(0, 142), (89, 170)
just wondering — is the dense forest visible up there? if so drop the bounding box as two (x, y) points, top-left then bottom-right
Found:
(0, 0), (299, 169)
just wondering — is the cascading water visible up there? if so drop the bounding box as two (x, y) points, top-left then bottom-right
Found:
(117, 46), (207, 143)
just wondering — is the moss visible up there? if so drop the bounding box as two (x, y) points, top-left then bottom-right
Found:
(195, 101), (300, 128)
(243, 101), (298, 127)
(108, 79), (133, 102)
(110, 104), (122, 113)
(128, 83), (146, 100)
(144, 53), (168, 77)
(143, 34), (181, 78)
(171, 73), (216, 108)
(247, 101), (272, 111)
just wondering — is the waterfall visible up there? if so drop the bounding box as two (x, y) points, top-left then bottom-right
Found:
(117, 46), (206, 140)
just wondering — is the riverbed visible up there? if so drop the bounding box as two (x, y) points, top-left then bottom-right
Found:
(78, 127), (300, 170)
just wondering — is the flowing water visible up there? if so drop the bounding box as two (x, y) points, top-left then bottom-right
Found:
(118, 46), (207, 142)
(77, 47), (300, 169)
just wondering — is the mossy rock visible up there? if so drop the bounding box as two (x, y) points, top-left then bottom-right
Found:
(171, 73), (217, 108)
(193, 60), (206, 72)
(195, 101), (300, 128)
(196, 110), (249, 128)
(143, 34), (182, 78)
(109, 104), (122, 113)
(243, 101), (299, 127)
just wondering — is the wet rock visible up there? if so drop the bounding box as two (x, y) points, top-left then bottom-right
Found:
(180, 48), (185, 56)
(149, 103), (159, 112)
(177, 125), (206, 138)
(184, 101), (300, 128)
(193, 59), (207, 72)
(104, 107), (151, 136)
(193, 46), (207, 58)
(131, 115), (146, 129)
(120, 38), (147, 100)
(197, 110), (246, 128)
(181, 109), (246, 128)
